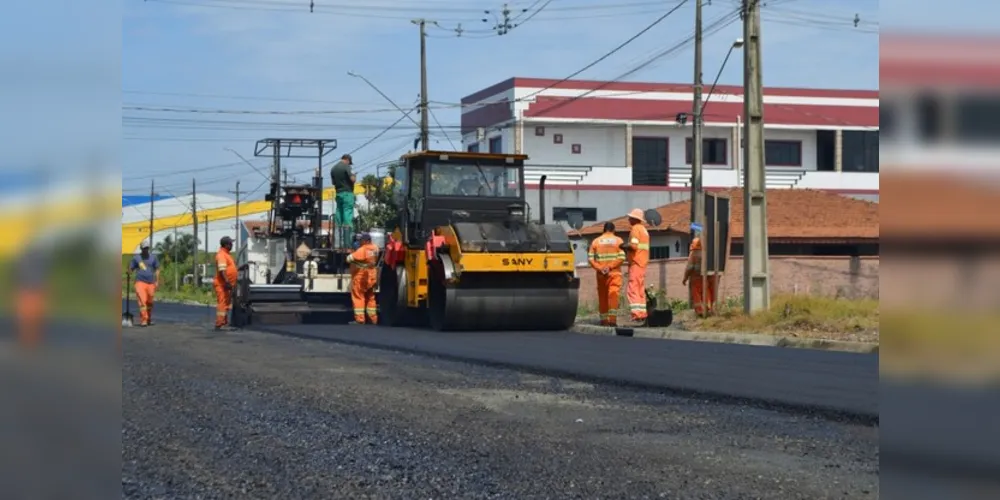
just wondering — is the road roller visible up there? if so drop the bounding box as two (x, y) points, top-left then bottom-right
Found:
(377, 150), (580, 331)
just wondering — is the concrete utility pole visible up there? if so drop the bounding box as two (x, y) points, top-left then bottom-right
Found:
(173, 226), (179, 292)
(742, 0), (770, 313)
(204, 216), (209, 274)
(149, 180), (155, 250)
(690, 0), (705, 232)
(229, 181), (247, 252)
(413, 18), (430, 151)
(192, 179), (199, 287)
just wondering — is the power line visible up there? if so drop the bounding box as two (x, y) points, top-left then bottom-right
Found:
(526, 6), (741, 118)
(428, 107), (457, 150)
(122, 104), (419, 115)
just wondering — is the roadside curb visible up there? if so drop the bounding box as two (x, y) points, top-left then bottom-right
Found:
(570, 323), (878, 354)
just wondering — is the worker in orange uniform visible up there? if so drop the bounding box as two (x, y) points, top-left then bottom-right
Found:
(214, 236), (239, 331)
(15, 245), (49, 349)
(683, 234), (717, 316)
(588, 221), (626, 327)
(128, 241), (160, 327)
(622, 208), (650, 323)
(347, 232), (379, 325)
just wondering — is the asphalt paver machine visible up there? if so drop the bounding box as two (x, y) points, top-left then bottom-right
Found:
(231, 138), (356, 326)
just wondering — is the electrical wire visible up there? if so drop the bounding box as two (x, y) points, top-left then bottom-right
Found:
(526, 6), (742, 118)
(428, 107), (457, 150)
(122, 104), (416, 115)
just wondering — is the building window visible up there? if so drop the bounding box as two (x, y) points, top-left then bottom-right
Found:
(815, 130), (836, 172)
(880, 102), (896, 138)
(955, 94), (1000, 143)
(685, 138), (727, 165)
(917, 93), (944, 142)
(552, 207), (597, 227)
(649, 246), (671, 260)
(764, 140), (802, 167)
(631, 137), (669, 186)
(488, 136), (503, 153)
(842, 130), (879, 173)
(467, 143), (479, 153)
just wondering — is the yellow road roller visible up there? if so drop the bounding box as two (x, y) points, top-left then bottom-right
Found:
(377, 150), (580, 331)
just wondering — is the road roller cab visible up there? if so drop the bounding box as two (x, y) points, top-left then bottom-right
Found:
(379, 151), (581, 331)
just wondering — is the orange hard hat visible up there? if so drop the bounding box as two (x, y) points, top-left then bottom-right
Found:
(690, 237), (702, 251)
(626, 208), (645, 222)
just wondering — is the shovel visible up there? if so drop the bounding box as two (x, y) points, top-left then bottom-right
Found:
(122, 272), (135, 327)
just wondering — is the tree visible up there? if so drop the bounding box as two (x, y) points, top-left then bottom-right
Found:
(154, 233), (198, 264)
(354, 162), (400, 233)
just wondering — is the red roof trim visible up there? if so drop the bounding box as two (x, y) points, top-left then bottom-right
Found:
(510, 77), (878, 99)
(523, 96), (878, 127)
(461, 78), (515, 104)
(524, 184), (879, 195)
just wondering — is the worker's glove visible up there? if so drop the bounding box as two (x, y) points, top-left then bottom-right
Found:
(601, 268), (610, 276)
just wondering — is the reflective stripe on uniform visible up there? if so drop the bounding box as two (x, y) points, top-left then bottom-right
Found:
(592, 251), (625, 262)
(629, 303), (647, 312)
(365, 308), (378, 314)
(353, 308), (366, 315)
(636, 244), (650, 250)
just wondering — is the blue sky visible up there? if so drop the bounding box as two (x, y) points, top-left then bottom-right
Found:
(118, 0), (885, 199)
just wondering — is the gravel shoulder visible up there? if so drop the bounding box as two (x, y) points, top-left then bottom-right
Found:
(124, 323), (879, 499)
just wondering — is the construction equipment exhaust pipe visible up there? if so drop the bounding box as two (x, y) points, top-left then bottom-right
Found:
(539, 174), (547, 224)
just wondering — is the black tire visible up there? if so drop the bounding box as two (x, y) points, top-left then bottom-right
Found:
(427, 261), (450, 331)
(378, 265), (427, 327)
(231, 277), (252, 327)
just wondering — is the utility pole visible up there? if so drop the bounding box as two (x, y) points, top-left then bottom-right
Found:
(229, 181), (247, 252)
(413, 18), (430, 151)
(192, 179), (199, 288)
(204, 216), (209, 277)
(742, 0), (770, 313)
(173, 226), (179, 292)
(690, 0), (704, 235)
(149, 180), (155, 250)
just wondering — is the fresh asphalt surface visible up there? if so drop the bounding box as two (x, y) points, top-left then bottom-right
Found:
(149, 301), (879, 419)
(124, 304), (879, 499)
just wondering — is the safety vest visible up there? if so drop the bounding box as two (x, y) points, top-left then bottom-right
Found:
(627, 224), (650, 268)
(588, 232), (626, 275)
(215, 248), (238, 286)
(687, 237), (703, 275)
(348, 242), (379, 274)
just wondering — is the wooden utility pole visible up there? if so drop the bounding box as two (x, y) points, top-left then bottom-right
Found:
(413, 18), (430, 151)
(690, 0), (705, 232)
(149, 180), (155, 250)
(192, 179), (199, 287)
(742, 0), (770, 313)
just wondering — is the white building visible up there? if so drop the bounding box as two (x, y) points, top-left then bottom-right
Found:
(459, 78), (879, 229)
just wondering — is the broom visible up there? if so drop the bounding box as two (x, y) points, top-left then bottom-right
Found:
(122, 272), (135, 327)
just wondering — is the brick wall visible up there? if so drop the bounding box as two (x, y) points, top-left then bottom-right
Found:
(577, 256), (879, 305)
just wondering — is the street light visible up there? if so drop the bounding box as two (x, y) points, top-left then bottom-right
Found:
(703, 39), (745, 109)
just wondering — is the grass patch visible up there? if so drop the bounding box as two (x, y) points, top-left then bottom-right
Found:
(677, 294), (879, 343)
(880, 310), (1000, 382)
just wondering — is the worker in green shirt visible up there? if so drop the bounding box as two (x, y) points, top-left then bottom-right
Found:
(330, 154), (356, 249)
